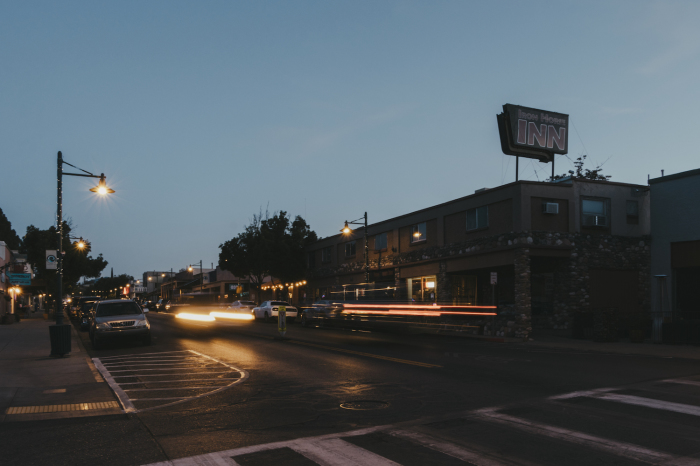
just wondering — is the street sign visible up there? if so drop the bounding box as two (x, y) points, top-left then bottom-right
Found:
(490, 272), (498, 285)
(7, 273), (31, 286)
(278, 305), (287, 337)
(46, 250), (57, 270)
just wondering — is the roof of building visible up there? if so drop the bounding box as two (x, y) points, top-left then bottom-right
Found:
(649, 167), (700, 185)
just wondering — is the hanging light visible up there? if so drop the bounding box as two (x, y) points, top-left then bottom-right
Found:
(89, 174), (115, 195)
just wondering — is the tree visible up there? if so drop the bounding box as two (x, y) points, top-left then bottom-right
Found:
(550, 155), (611, 182)
(22, 222), (108, 297)
(219, 210), (317, 300)
(90, 274), (134, 298)
(0, 208), (22, 250)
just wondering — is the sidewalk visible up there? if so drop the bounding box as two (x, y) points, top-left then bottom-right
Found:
(0, 314), (122, 422)
(522, 335), (700, 360)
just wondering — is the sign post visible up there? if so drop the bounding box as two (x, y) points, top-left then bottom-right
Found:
(278, 305), (287, 338)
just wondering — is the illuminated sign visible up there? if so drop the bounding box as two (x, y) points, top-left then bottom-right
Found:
(497, 104), (569, 163)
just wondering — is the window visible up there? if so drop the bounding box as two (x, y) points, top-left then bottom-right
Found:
(321, 246), (332, 263)
(467, 206), (489, 231)
(345, 241), (356, 257)
(626, 200), (639, 225)
(411, 223), (426, 243)
(375, 232), (388, 251)
(582, 198), (609, 227)
(307, 252), (316, 269)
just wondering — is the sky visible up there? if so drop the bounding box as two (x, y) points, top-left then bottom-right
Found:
(1, 1), (699, 279)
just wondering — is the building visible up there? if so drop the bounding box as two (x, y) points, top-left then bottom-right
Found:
(649, 168), (700, 343)
(305, 178), (651, 339)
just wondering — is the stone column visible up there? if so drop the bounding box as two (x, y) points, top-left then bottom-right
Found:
(513, 247), (532, 339)
(437, 261), (451, 303)
(394, 267), (406, 301)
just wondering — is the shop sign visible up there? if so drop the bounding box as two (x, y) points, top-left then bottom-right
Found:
(7, 273), (31, 286)
(497, 104), (569, 162)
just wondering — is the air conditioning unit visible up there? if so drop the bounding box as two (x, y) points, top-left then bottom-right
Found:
(582, 214), (607, 227)
(543, 202), (559, 214)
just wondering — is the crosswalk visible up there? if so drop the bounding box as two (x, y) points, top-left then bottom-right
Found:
(144, 376), (700, 465)
(93, 350), (248, 413)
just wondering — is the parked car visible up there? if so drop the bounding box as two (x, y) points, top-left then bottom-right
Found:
(252, 301), (298, 323)
(71, 296), (100, 318)
(78, 301), (99, 330)
(90, 299), (151, 349)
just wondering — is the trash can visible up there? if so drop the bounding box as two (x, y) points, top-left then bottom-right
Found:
(49, 324), (72, 356)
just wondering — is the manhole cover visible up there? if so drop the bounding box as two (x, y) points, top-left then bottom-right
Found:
(340, 400), (390, 410)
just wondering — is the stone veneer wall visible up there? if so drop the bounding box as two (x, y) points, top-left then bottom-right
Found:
(309, 230), (651, 340)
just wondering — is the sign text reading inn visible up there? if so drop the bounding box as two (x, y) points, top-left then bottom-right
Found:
(497, 104), (569, 163)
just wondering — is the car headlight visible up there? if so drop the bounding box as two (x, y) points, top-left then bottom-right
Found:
(96, 322), (110, 329)
(135, 319), (148, 327)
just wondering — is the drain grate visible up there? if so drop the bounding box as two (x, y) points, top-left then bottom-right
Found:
(340, 400), (390, 410)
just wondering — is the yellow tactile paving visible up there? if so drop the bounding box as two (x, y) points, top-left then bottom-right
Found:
(5, 401), (120, 415)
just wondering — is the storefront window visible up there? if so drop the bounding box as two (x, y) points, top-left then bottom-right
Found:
(406, 275), (437, 302)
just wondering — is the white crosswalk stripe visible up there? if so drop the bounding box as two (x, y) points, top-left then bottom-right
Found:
(291, 438), (401, 466)
(388, 429), (514, 466)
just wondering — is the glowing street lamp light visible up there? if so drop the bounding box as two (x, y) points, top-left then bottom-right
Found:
(341, 212), (369, 284)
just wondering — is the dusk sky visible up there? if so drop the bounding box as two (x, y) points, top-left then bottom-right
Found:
(2, 1), (699, 279)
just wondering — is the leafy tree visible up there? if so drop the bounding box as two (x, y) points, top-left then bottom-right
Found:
(219, 210), (317, 300)
(23, 222), (108, 297)
(0, 208), (22, 250)
(550, 155), (611, 182)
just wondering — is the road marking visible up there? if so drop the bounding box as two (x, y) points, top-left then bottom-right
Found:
(474, 408), (695, 465)
(292, 438), (401, 465)
(6, 401), (120, 414)
(118, 378), (240, 385)
(593, 393), (700, 417)
(94, 350), (248, 413)
(113, 371), (237, 378)
(97, 350), (192, 360)
(549, 388), (616, 399)
(290, 340), (442, 368)
(43, 389), (66, 394)
(664, 379), (700, 388)
(388, 429), (511, 466)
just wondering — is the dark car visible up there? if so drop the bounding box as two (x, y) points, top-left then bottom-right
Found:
(300, 300), (342, 327)
(70, 296), (100, 319)
(90, 299), (151, 349)
(78, 301), (98, 330)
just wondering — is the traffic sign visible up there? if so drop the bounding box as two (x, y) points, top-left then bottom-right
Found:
(490, 272), (498, 285)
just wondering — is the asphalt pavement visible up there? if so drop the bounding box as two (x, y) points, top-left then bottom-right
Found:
(1, 310), (699, 465)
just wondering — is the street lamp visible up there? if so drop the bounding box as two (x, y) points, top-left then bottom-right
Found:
(52, 151), (114, 356)
(187, 260), (203, 291)
(341, 212), (369, 284)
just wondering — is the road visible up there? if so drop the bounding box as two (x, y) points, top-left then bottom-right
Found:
(3, 311), (700, 465)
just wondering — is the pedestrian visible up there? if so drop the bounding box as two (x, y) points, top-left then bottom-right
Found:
(33, 298), (38, 314)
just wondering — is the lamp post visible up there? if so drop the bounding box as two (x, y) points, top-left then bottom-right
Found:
(188, 260), (203, 291)
(52, 151), (114, 356)
(341, 212), (369, 284)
